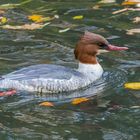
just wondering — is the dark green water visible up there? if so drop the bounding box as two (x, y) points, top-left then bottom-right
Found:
(0, 0), (140, 139)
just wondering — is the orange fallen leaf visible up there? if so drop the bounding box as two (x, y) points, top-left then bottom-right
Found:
(122, 0), (140, 6)
(39, 101), (54, 107)
(72, 97), (89, 105)
(122, 2), (139, 5)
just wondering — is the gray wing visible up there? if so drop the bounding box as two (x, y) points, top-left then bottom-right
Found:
(3, 64), (83, 81)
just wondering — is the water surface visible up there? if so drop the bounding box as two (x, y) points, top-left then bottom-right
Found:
(0, 0), (140, 139)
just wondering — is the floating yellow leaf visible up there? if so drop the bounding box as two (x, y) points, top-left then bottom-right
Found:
(124, 82), (140, 90)
(28, 14), (43, 22)
(72, 97), (89, 105)
(1, 22), (50, 30)
(73, 15), (83, 20)
(39, 101), (54, 107)
(0, 17), (7, 24)
(28, 14), (53, 23)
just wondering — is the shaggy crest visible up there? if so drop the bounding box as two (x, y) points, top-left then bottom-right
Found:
(80, 31), (109, 45)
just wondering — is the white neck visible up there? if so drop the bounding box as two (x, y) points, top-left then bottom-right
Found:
(77, 62), (103, 81)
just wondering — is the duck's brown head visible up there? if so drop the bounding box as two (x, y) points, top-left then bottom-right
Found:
(74, 31), (128, 64)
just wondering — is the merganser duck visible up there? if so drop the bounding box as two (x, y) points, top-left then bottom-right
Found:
(0, 32), (128, 93)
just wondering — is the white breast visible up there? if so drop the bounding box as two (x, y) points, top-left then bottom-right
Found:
(77, 62), (103, 82)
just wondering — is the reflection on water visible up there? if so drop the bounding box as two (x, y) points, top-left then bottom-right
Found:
(0, 0), (140, 139)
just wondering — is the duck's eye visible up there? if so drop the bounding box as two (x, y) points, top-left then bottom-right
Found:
(98, 43), (107, 49)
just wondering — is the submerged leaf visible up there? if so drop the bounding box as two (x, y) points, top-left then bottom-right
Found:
(97, 99), (110, 108)
(73, 15), (83, 20)
(124, 82), (140, 90)
(39, 101), (54, 107)
(72, 97), (89, 105)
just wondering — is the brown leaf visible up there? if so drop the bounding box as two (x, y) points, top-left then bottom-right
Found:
(112, 8), (128, 14)
(112, 8), (140, 14)
(133, 17), (140, 23)
(99, 0), (116, 3)
(92, 5), (100, 10)
(0, 9), (5, 14)
(126, 28), (140, 35)
(1, 23), (50, 30)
